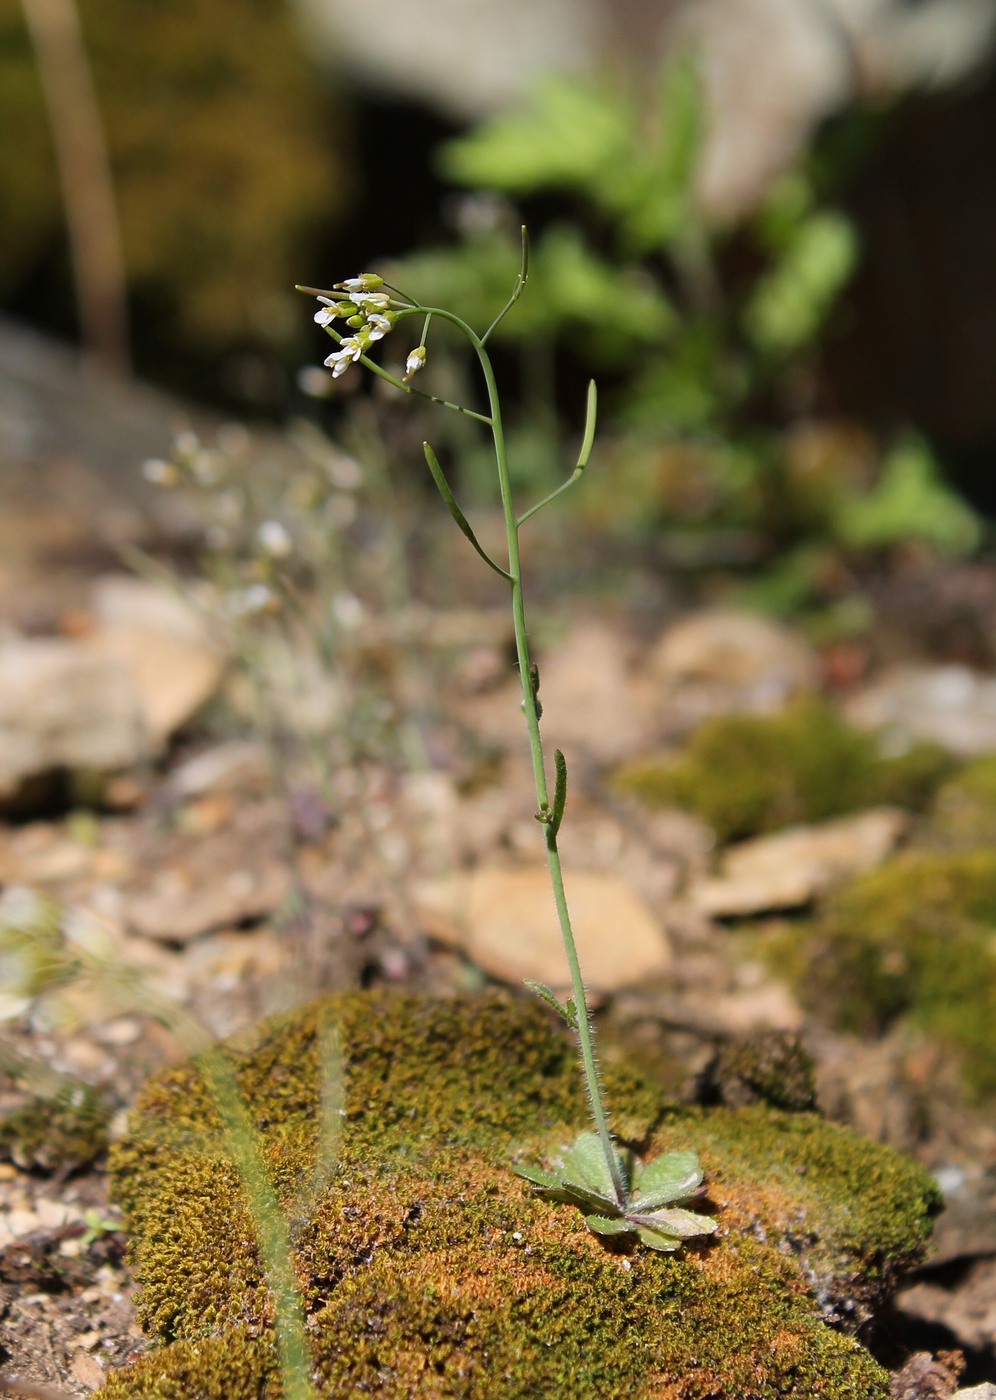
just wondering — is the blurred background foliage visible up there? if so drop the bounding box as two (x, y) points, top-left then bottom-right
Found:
(1, 0), (995, 600)
(378, 62), (980, 586)
(0, 0), (347, 401)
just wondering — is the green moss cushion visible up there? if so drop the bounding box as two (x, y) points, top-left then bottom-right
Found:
(785, 849), (996, 1098)
(102, 992), (939, 1399)
(612, 699), (952, 843)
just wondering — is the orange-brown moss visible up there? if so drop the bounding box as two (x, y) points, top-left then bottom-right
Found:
(100, 991), (939, 1398)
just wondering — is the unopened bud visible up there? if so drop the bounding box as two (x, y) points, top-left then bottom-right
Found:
(335, 273), (384, 293)
(404, 346), (427, 381)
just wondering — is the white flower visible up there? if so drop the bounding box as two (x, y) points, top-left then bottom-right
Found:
(255, 520), (293, 558)
(404, 346), (427, 381)
(324, 337), (364, 378)
(314, 305), (337, 326)
(352, 291), (391, 310)
(331, 592), (365, 629)
(229, 583), (277, 617)
(365, 313), (394, 342)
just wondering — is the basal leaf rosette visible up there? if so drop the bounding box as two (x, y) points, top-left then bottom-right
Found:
(515, 1130), (716, 1252)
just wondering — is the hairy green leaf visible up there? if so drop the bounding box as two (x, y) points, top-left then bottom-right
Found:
(512, 1162), (563, 1190)
(560, 1131), (627, 1205)
(630, 1207), (717, 1239)
(586, 1214), (631, 1237)
(523, 979), (577, 1028)
(632, 1149), (703, 1210)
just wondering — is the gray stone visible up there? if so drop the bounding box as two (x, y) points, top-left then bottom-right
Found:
(0, 637), (145, 802)
(688, 807), (908, 917)
(845, 664), (996, 756)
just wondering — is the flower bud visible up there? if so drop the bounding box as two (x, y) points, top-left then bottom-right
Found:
(404, 346), (427, 381)
(335, 273), (384, 293)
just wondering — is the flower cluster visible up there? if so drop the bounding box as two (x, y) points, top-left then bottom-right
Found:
(313, 274), (426, 383)
(314, 274), (396, 379)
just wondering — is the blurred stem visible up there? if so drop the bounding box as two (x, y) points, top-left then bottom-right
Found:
(101, 971), (317, 1400)
(21, 0), (130, 374)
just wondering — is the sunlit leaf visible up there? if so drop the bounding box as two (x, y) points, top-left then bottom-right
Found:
(512, 1162), (563, 1191)
(560, 1131), (627, 1205)
(586, 1214), (631, 1237)
(632, 1149), (703, 1210)
(630, 1207), (717, 1239)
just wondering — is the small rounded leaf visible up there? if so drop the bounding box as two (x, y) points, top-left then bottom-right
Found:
(586, 1214), (631, 1237)
(632, 1150), (703, 1210)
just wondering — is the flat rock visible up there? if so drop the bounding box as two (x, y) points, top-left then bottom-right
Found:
(889, 1351), (964, 1400)
(896, 1256), (996, 1360)
(688, 808), (909, 916)
(697, 980), (803, 1034)
(0, 637), (146, 802)
(528, 620), (658, 765)
(844, 664), (996, 757)
(413, 865), (671, 993)
(122, 802), (291, 944)
(89, 575), (225, 748)
(459, 619), (657, 765)
(925, 1165), (996, 1267)
(650, 610), (818, 731)
(0, 579), (224, 806)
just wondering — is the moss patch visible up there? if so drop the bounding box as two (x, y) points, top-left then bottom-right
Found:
(698, 1030), (818, 1113)
(100, 992), (939, 1399)
(611, 699), (952, 843)
(779, 850), (996, 1098)
(928, 753), (996, 849)
(0, 1083), (111, 1175)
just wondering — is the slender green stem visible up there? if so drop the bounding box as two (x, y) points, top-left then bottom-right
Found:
(481, 225), (530, 346)
(449, 324), (625, 1208)
(350, 340), (494, 426)
(309, 274), (623, 1204)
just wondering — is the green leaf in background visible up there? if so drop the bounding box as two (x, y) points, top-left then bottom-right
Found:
(611, 57), (703, 255)
(438, 74), (633, 199)
(743, 210), (858, 359)
(438, 61), (703, 259)
(835, 434), (981, 556)
(384, 225), (675, 359)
